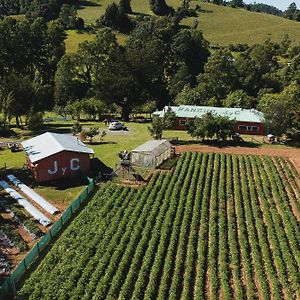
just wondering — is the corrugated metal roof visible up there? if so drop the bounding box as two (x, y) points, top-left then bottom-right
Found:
(132, 139), (172, 156)
(22, 132), (94, 163)
(152, 105), (265, 123)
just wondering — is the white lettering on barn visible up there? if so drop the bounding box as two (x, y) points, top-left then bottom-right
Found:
(48, 161), (58, 174)
(47, 158), (80, 175)
(62, 167), (67, 175)
(70, 158), (80, 171)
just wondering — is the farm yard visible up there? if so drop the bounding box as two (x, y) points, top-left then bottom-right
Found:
(16, 152), (300, 300)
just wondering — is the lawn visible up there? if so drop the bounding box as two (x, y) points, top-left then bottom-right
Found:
(2, 117), (297, 172)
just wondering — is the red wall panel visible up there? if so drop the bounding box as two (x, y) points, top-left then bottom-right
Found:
(174, 118), (265, 135)
(28, 151), (91, 182)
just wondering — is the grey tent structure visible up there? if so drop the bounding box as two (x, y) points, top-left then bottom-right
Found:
(131, 140), (172, 168)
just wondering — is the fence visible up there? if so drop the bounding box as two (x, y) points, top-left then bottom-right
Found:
(0, 178), (94, 299)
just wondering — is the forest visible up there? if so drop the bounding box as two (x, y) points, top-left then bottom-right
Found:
(0, 0), (299, 140)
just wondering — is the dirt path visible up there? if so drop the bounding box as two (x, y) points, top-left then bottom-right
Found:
(175, 145), (300, 175)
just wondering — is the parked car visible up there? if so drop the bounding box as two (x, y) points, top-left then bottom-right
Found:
(108, 122), (126, 130)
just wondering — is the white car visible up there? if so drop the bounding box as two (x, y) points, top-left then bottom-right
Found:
(108, 122), (125, 130)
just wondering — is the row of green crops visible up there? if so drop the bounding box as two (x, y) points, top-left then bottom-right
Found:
(17, 153), (300, 299)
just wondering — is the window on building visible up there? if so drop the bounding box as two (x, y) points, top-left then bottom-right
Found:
(180, 120), (187, 126)
(238, 125), (259, 131)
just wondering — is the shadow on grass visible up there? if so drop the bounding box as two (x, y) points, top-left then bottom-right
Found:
(0, 169), (89, 190)
(77, 0), (101, 8)
(85, 141), (117, 145)
(90, 157), (113, 176)
(172, 139), (261, 148)
(199, 9), (213, 13)
(39, 175), (89, 190)
(130, 11), (150, 17)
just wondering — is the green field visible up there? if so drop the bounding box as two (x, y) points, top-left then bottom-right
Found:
(17, 152), (300, 299)
(65, 0), (300, 53)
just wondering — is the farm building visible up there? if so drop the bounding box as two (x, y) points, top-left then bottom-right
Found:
(131, 140), (172, 168)
(153, 105), (266, 135)
(22, 132), (94, 182)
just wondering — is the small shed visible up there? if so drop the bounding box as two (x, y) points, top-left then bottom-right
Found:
(22, 132), (94, 182)
(131, 140), (172, 168)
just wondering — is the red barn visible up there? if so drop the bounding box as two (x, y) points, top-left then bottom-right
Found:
(152, 105), (265, 135)
(22, 132), (94, 182)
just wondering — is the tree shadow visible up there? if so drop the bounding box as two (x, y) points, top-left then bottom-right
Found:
(85, 141), (117, 145)
(77, 0), (101, 9)
(172, 139), (261, 148)
(130, 11), (151, 17)
(199, 9), (213, 13)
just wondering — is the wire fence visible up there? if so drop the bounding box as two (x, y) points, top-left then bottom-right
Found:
(0, 178), (94, 299)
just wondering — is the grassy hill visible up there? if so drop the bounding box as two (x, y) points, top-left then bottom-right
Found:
(65, 0), (300, 52)
(187, 2), (300, 47)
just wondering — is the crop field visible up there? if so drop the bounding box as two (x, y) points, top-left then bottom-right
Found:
(17, 152), (300, 299)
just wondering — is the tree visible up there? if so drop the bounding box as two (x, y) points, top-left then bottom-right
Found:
(99, 130), (106, 142)
(96, 2), (134, 33)
(223, 90), (254, 108)
(187, 113), (235, 141)
(166, 29), (209, 97)
(149, 0), (174, 16)
(163, 108), (176, 129)
(258, 82), (300, 140)
(58, 4), (77, 29)
(119, 0), (132, 13)
(72, 121), (82, 135)
(284, 2), (297, 19)
(124, 18), (174, 109)
(148, 116), (164, 139)
(0, 72), (35, 127)
(196, 49), (239, 103)
(175, 84), (200, 105)
(231, 0), (244, 8)
(85, 127), (99, 143)
(27, 112), (44, 130)
(54, 55), (88, 107)
(235, 41), (279, 97)
(80, 97), (108, 120)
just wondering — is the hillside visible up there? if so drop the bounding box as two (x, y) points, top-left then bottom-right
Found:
(187, 2), (300, 47)
(68, 0), (300, 52)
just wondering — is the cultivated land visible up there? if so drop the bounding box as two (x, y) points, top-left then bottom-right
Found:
(65, 0), (300, 52)
(17, 152), (300, 299)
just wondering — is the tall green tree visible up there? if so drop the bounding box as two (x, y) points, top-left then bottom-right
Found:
(150, 0), (174, 16)
(119, 0), (132, 13)
(284, 2), (297, 19)
(231, 0), (244, 7)
(195, 49), (239, 103)
(258, 82), (300, 140)
(166, 29), (209, 97)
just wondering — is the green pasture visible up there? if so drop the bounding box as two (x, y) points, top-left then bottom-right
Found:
(66, 0), (300, 53)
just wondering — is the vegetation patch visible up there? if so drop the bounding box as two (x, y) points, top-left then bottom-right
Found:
(17, 152), (300, 299)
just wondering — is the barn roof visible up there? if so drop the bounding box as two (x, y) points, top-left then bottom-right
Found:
(22, 132), (94, 163)
(152, 105), (265, 123)
(132, 139), (172, 156)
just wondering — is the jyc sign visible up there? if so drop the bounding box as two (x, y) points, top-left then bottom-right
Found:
(48, 158), (80, 175)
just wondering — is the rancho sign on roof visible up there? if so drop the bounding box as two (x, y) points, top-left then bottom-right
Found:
(153, 105), (266, 135)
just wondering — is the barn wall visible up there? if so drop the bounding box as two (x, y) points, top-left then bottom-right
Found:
(174, 118), (265, 135)
(29, 151), (91, 182)
(235, 121), (265, 135)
